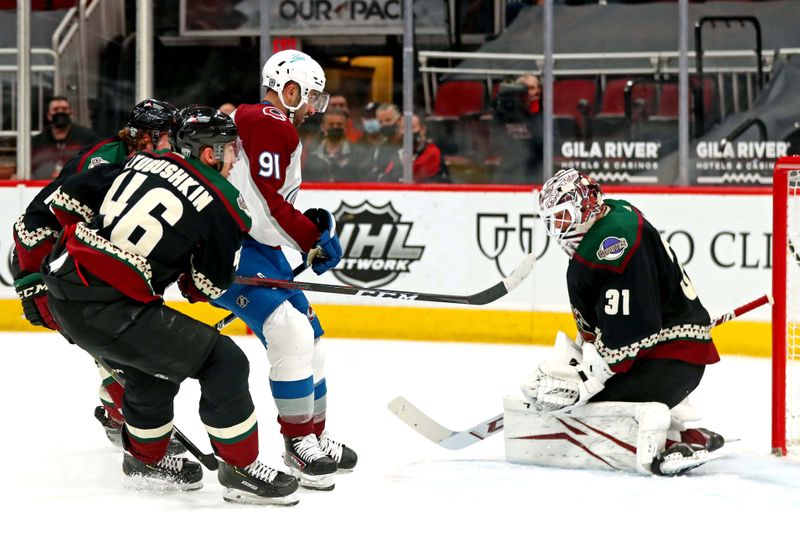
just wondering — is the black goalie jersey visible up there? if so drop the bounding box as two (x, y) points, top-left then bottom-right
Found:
(567, 199), (719, 373)
(50, 149), (251, 303)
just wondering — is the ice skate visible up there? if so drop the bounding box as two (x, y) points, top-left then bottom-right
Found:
(318, 429), (358, 471)
(218, 460), (299, 506)
(283, 434), (337, 491)
(122, 452), (203, 490)
(94, 406), (187, 455)
(650, 436), (726, 476)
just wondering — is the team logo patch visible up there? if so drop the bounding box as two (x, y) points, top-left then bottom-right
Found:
(331, 201), (425, 289)
(236, 295), (249, 308)
(596, 236), (628, 261)
(88, 156), (109, 169)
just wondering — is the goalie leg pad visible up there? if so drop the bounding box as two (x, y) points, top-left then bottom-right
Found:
(503, 396), (670, 474)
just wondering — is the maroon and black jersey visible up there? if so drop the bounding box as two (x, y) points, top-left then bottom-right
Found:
(50, 150), (251, 303)
(12, 136), (128, 275)
(567, 199), (719, 373)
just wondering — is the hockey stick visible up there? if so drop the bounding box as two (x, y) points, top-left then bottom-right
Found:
(388, 293), (773, 450)
(214, 262), (311, 330)
(92, 356), (220, 471)
(234, 253), (536, 306)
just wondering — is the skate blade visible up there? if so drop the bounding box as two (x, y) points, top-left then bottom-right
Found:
(223, 488), (300, 506)
(288, 468), (336, 491)
(123, 475), (203, 492)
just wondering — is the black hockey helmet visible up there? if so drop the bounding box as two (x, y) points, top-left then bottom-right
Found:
(175, 105), (238, 161)
(127, 98), (179, 139)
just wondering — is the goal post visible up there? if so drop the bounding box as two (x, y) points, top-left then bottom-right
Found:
(772, 156), (800, 455)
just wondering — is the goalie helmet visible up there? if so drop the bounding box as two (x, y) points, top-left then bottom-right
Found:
(175, 105), (238, 161)
(261, 49), (330, 114)
(127, 98), (179, 140)
(539, 168), (604, 257)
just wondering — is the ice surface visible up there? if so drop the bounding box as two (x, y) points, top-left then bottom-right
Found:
(2, 332), (799, 531)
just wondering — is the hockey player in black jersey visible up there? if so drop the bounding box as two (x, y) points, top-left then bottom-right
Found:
(519, 168), (724, 475)
(41, 107), (299, 504)
(12, 98), (180, 449)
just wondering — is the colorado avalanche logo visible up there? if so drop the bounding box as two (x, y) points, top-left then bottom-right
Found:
(596, 236), (628, 261)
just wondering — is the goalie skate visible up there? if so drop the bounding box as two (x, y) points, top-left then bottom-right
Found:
(283, 434), (337, 491)
(650, 442), (727, 476)
(218, 460), (299, 506)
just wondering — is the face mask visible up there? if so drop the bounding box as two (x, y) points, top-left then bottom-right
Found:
(51, 112), (71, 128)
(379, 124), (397, 138)
(363, 119), (380, 134)
(326, 127), (345, 141)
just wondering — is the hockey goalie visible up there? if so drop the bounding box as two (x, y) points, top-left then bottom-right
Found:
(509, 169), (726, 476)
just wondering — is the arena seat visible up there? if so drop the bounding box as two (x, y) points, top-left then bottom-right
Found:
(554, 78), (597, 139)
(432, 81), (487, 118)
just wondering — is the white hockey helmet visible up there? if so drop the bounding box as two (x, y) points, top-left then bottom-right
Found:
(538, 168), (604, 256)
(261, 49), (329, 114)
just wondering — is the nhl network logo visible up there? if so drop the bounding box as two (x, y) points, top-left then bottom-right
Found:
(332, 201), (424, 288)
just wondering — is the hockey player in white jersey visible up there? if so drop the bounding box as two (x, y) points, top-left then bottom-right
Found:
(212, 50), (356, 491)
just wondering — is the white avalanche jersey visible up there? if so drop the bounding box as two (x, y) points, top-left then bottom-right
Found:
(228, 102), (319, 252)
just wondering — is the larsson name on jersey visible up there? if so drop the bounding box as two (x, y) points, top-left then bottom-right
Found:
(123, 154), (214, 212)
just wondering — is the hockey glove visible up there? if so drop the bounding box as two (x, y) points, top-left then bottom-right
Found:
(14, 272), (59, 330)
(177, 273), (208, 303)
(303, 208), (342, 275)
(521, 343), (613, 414)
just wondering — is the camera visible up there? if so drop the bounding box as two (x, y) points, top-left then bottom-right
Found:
(494, 83), (529, 122)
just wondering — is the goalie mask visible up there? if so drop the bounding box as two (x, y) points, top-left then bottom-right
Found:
(262, 49), (330, 115)
(539, 169), (604, 257)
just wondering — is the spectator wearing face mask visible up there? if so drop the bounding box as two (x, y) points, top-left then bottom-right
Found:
(304, 108), (368, 182)
(362, 103), (402, 181)
(30, 96), (98, 180)
(382, 113), (449, 184)
(327, 94), (364, 144)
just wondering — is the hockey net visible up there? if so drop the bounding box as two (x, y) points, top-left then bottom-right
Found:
(773, 156), (800, 455)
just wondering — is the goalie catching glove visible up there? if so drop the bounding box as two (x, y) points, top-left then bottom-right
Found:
(303, 208), (342, 275)
(14, 272), (59, 330)
(521, 333), (614, 413)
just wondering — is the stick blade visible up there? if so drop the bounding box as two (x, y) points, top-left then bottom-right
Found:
(388, 397), (505, 450)
(388, 396), (455, 445)
(503, 253), (536, 292)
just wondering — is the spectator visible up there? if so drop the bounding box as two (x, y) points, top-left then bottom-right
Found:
(304, 108), (367, 182)
(30, 96), (97, 180)
(487, 82), (554, 184)
(362, 103), (403, 181)
(516, 73), (542, 113)
(328, 94), (364, 144)
(218, 102), (237, 116)
(383, 113), (449, 184)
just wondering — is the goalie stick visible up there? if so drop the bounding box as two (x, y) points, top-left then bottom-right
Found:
(233, 253), (536, 306)
(389, 293), (772, 450)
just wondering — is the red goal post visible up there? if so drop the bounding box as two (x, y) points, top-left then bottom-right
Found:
(773, 156), (800, 455)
